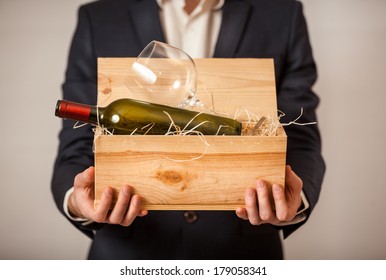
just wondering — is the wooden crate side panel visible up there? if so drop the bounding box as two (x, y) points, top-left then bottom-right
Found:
(97, 58), (278, 119)
(94, 135), (286, 210)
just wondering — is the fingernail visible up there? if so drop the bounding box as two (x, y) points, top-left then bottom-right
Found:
(287, 165), (291, 171)
(246, 188), (255, 198)
(256, 180), (265, 189)
(132, 195), (140, 206)
(122, 186), (130, 196)
(82, 171), (90, 181)
(104, 187), (113, 197)
(273, 184), (282, 192)
(83, 167), (94, 180)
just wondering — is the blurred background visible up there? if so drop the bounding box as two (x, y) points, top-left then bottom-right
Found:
(0, 0), (385, 259)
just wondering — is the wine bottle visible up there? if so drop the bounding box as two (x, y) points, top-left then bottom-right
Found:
(55, 98), (242, 135)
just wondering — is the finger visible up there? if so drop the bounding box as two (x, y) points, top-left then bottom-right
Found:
(245, 187), (261, 225)
(137, 209), (148, 217)
(272, 183), (289, 221)
(282, 165), (303, 219)
(107, 185), (131, 224)
(92, 186), (114, 223)
(74, 166), (95, 192)
(256, 180), (274, 221)
(71, 167), (96, 218)
(235, 207), (248, 220)
(285, 165), (303, 193)
(121, 194), (142, 226)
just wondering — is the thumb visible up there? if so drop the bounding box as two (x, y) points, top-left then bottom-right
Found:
(71, 166), (96, 218)
(82, 166), (95, 183)
(285, 165), (302, 192)
(74, 166), (95, 190)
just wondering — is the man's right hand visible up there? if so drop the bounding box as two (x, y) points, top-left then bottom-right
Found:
(68, 166), (148, 226)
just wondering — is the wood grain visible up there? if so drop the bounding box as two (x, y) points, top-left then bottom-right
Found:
(97, 58), (278, 119)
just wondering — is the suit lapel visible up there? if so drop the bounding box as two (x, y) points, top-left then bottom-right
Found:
(129, 0), (166, 48)
(214, 0), (252, 57)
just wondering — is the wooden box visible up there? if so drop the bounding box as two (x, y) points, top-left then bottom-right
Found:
(94, 58), (287, 210)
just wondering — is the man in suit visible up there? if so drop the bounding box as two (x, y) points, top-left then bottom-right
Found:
(52, 0), (325, 259)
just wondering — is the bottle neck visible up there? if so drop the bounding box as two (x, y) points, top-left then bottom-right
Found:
(55, 100), (99, 125)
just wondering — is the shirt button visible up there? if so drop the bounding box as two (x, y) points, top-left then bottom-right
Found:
(184, 211), (198, 224)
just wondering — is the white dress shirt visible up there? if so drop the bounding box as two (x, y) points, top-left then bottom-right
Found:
(156, 0), (224, 58)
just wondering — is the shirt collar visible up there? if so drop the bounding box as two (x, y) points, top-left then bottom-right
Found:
(156, 0), (225, 11)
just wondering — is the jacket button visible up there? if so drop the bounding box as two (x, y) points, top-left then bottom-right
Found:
(184, 211), (198, 224)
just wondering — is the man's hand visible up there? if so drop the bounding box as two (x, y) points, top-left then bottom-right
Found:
(68, 166), (148, 226)
(236, 165), (302, 225)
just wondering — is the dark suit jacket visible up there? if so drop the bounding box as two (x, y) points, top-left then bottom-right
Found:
(52, 0), (325, 259)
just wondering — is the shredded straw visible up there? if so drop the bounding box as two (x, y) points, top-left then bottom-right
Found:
(72, 106), (316, 161)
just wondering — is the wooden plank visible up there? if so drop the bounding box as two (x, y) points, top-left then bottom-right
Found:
(94, 133), (286, 210)
(97, 58), (278, 119)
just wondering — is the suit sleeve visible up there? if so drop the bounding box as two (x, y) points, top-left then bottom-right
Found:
(276, 1), (326, 238)
(51, 5), (103, 238)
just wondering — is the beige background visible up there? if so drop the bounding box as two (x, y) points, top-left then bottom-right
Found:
(0, 0), (385, 259)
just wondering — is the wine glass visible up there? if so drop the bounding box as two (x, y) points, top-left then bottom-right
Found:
(125, 40), (205, 110)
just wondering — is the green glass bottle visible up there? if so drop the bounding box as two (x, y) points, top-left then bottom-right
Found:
(55, 98), (242, 135)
